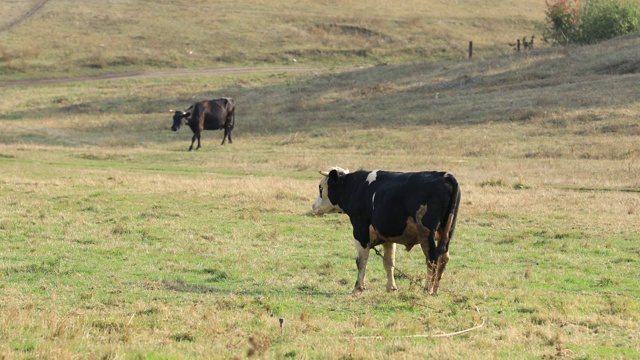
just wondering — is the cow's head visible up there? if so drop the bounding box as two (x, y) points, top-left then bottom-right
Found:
(170, 110), (191, 131)
(312, 167), (349, 215)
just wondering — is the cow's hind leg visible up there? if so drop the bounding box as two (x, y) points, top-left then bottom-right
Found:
(221, 128), (229, 145)
(189, 135), (197, 151)
(430, 231), (451, 296)
(419, 228), (439, 295)
(353, 239), (370, 293)
(431, 250), (449, 295)
(382, 242), (398, 292)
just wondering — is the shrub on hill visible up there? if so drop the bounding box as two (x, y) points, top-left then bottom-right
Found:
(544, 0), (640, 44)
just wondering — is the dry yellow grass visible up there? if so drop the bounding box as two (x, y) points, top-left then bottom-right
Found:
(1, 0), (546, 78)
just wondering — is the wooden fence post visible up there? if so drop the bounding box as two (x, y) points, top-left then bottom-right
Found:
(469, 41), (473, 59)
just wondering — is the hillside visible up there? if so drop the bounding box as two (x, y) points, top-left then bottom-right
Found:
(1, 0), (545, 79)
(2, 32), (638, 163)
(1, 1), (639, 208)
(239, 33), (640, 134)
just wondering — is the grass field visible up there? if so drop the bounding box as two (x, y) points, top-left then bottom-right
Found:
(2, 1), (640, 359)
(1, 0), (545, 79)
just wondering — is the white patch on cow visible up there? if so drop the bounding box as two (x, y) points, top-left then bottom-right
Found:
(372, 192), (376, 210)
(366, 170), (379, 185)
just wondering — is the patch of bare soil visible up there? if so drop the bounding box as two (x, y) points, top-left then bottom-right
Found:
(0, 0), (51, 32)
(0, 66), (313, 88)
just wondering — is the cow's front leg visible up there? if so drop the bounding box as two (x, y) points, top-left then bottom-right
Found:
(382, 242), (398, 292)
(353, 239), (370, 293)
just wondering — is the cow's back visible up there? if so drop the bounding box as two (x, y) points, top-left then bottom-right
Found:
(198, 99), (229, 130)
(365, 171), (455, 237)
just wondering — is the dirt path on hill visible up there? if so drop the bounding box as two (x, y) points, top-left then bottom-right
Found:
(0, 66), (314, 88)
(0, 1), (313, 87)
(0, 0), (51, 32)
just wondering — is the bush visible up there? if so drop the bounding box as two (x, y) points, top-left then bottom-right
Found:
(544, 0), (640, 45)
(578, 0), (640, 43)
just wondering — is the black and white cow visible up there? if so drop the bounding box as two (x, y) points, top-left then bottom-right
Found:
(312, 167), (460, 295)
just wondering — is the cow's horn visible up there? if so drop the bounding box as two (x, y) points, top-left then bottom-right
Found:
(319, 170), (330, 176)
(169, 109), (175, 113)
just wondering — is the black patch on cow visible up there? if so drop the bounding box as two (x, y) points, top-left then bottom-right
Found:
(326, 170), (459, 255)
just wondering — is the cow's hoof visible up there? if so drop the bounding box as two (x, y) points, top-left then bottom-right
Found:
(352, 287), (365, 294)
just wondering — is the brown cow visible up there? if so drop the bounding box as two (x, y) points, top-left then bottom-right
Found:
(171, 97), (235, 151)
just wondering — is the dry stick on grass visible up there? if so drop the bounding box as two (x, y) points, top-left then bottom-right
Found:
(351, 306), (486, 339)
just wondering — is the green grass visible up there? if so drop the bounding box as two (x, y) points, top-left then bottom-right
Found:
(1, 130), (638, 358)
(1, 1), (640, 358)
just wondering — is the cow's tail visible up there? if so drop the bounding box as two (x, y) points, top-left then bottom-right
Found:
(226, 99), (235, 130)
(443, 173), (461, 241)
(229, 106), (235, 130)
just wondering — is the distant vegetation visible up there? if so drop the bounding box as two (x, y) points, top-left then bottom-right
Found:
(544, 0), (640, 44)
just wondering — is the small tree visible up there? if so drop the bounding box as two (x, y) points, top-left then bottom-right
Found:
(544, 0), (582, 44)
